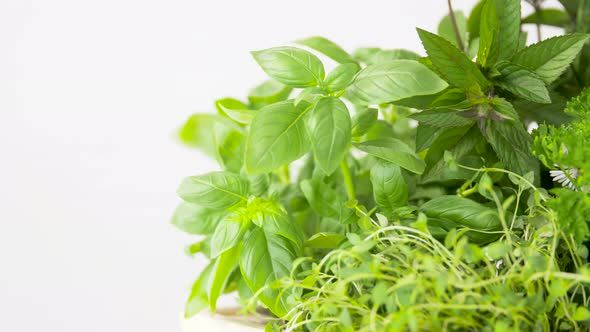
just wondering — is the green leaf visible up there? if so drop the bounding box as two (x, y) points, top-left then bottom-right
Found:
(323, 63), (360, 92)
(577, 0), (590, 33)
(370, 161), (408, 218)
(477, 0), (521, 67)
(410, 109), (475, 128)
(489, 98), (519, 121)
(522, 9), (570, 27)
(346, 60), (448, 105)
(417, 28), (489, 93)
(207, 245), (240, 312)
(251, 46), (325, 88)
(372, 49), (421, 63)
(511, 34), (590, 84)
(294, 87), (324, 106)
(308, 97), (352, 174)
(210, 220), (246, 258)
(248, 79), (292, 109)
(300, 179), (342, 218)
(415, 124), (443, 152)
(240, 227), (297, 317)
(184, 260), (215, 318)
(354, 138), (426, 174)
(438, 11), (467, 48)
(484, 118), (539, 176)
(573, 306), (590, 321)
(256, 211), (303, 248)
(245, 101), (311, 174)
(305, 232), (346, 248)
(484, 241), (511, 260)
(179, 114), (243, 159)
(420, 195), (502, 243)
(215, 98), (255, 125)
(352, 47), (381, 64)
(296, 36), (355, 64)
(494, 63), (551, 103)
(177, 171), (249, 209)
(467, 0), (485, 41)
(351, 108), (378, 138)
(171, 202), (226, 235)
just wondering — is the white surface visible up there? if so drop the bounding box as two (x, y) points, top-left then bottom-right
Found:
(0, 0), (559, 331)
(182, 312), (264, 332)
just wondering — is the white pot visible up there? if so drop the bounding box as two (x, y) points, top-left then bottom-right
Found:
(181, 308), (266, 332)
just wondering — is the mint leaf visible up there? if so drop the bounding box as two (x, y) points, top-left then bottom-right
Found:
(177, 171), (249, 209)
(346, 60), (448, 105)
(417, 28), (490, 93)
(245, 101), (311, 173)
(296, 36), (355, 64)
(484, 118), (539, 176)
(511, 34), (590, 84)
(477, 0), (521, 67)
(354, 138), (426, 174)
(410, 109), (475, 128)
(494, 63), (551, 103)
(308, 97), (352, 174)
(522, 9), (570, 27)
(251, 46), (325, 88)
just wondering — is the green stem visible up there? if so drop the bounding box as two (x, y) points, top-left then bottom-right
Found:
(340, 158), (356, 201)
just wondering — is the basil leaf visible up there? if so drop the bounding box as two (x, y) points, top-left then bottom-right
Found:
(248, 79), (292, 109)
(179, 114), (243, 159)
(171, 202), (226, 235)
(245, 101), (311, 174)
(511, 34), (590, 84)
(256, 211), (303, 248)
(477, 0), (521, 67)
(207, 245), (240, 312)
(371, 161), (408, 218)
(352, 47), (382, 65)
(420, 195), (502, 244)
(521, 9), (570, 27)
(251, 46), (325, 88)
(305, 232), (346, 249)
(415, 124), (443, 152)
(346, 60), (448, 105)
(210, 220), (246, 258)
(177, 171), (249, 209)
(300, 179), (342, 218)
(240, 227), (297, 317)
(184, 260), (215, 318)
(494, 63), (551, 104)
(308, 97), (352, 174)
(296, 36), (355, 64)
(417, 28), (490, 93)
(215, 98), (255, 125)
(354, 138), (426, 174)
(438, 11), (467, 48)
(323, 63), (360, 92)
(351, 108), (378, 138)
(372, 49), (420, 63)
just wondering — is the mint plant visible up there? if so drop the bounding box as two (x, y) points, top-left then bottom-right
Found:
(172, 0), (590, 330)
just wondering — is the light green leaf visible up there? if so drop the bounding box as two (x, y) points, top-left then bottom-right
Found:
(351, 108), (378, 138)
(296, 36), (355, 64)
(294, 87), (324, 106)
(184, 260), (215, 318)
(248, 79), (292, 109)
(210, 220), (246, 258)
(177, 171), (249, 209)
(207, 245), (240, 312)
(573, 306), (590, 321)
(215, 98), (255, 125)
(477, 0), (521, 67)
(251, 46), (325, 88)
(494, 63), (551, 103)
(171, 202), (227, 235)
(300, 179), (342, 218)
(240, 227), (297, 317)
(372, 49), (421, 63)
(323, 63), (360, 92)
(438, 11), (467, 48)
(467, 0), (485, 41)
(410, 109), (475, 128)
(308, 97), (351, 174)
(179, 114), (243, 159)
(352, 47), (382, 64)
(354, 138), (426, 174)
(256, 211), (303, 248)
(370, 161), (408, 218)
(511, 34), (590, 84)
(522, 9), (570, 27)
(417, 28), (489, 93)
(305, 232), (346, 248)
(346, 60), (448, 105)
(245, 101), (311, 174)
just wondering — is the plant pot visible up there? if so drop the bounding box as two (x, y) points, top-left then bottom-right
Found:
(181, 307), (266, 332)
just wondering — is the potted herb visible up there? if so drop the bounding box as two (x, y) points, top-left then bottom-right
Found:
(173, 0), (590, 330)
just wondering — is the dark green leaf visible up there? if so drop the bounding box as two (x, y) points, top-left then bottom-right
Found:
(410, 109), (475, 128)
(494, 63), (551, 103)
(251, 46), (325, 88)
(296, 36), (355, 64)
(415, 124), (444, 152)
(351, 108), (378, 138)
(177, 171), (249, 209)
(245, 101), (311, 173)
(477, 0), (521, 67)
(577, 0), (590, 33)
(323, 63), (360, 92)
(354, 138), (426, 174)
(370, 161), (408, 217)
(171, 202), (226, 235)
(207, 245), (240, 312)
(522, 9), (570, 27)
(484, 118), (539, 176)
(248, 79), (292, 109)
(346, 60), (448, 105)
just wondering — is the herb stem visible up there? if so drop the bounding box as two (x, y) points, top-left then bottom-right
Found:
(447, 0), (465, 51)
(340, 158), (356, 201)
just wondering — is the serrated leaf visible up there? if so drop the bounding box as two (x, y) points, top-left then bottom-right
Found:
(415, 124), (444, 152)
(511, 34), (590, 84)
(351, 108), (378, 138)
(346, 60), (448, 105)
(477, 0), (521, 67)
(410, 109), (475, 128)
(417, 28), (489, 92)
(177, 171), (249, 209)
(354, 138), (426, 174)
(494, 63), (551, 103)
(207, 245), (240, 312)
(522, 9), (570, 27)
(489, 98), (519, 121)
(248, 79), (292, 109)
(370, 161), (408, 217)
(171, 202), (227, 235)
(438, 11), (467, 48)
(245, 101), (311, 174)
(296, 36), (355, 64)
(251, 46), (325, 88)
(323, 63), (360, 92)
(240, 227), (297, 317)
(308, 97), (351, 174)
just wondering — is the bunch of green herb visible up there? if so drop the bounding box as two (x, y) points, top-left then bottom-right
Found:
(171, 0), (590, 330)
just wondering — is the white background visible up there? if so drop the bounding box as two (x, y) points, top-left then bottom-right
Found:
(0, 0), (558, 331)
